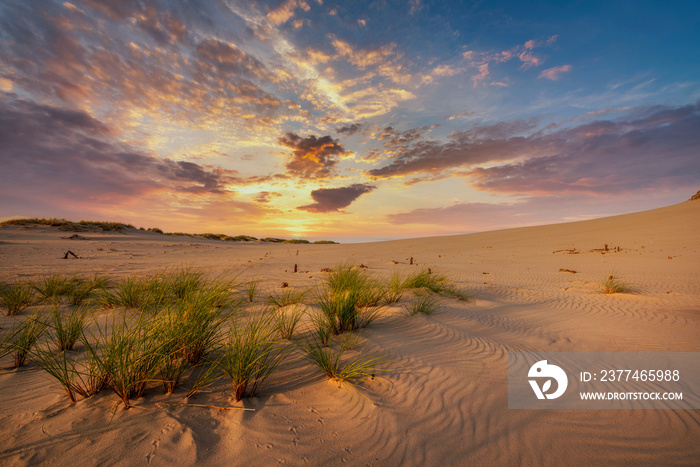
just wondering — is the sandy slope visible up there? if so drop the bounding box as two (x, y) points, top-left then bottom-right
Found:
(0, 200), (698, 466)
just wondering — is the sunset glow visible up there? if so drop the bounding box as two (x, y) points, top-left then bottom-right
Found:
(1, 1), (698, 241)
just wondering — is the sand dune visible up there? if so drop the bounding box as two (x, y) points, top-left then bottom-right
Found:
(0, 199), (698, 466)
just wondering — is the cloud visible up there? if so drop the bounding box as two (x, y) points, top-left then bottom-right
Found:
(336, 123), (364, 135)
(409, 0), (424, 15)
(330, 37), (398, 69)
(254, 191), (283, 203)
(368, 118), (539, 178)
(464, 36), (556, 86)
(447, 112), (476, 120)
(279, 132), (349, 179)
(539, 65), (572, 81)
(0, 95), (238, 203)
(267, 0), (311, 26)
(369, 103), (700, 196)
(432, 64), (462, 77)
(0, 1), (292, 136)
(376, 125), (440, 146)
(297, 184), (376, 212)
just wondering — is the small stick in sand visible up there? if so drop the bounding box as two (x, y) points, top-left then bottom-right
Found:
(63, 250), (80, 259)
(294, 264), (298, 273)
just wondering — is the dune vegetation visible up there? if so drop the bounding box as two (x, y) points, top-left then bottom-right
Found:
(0, 218), (339, 244)
(0, 266), (467, 409)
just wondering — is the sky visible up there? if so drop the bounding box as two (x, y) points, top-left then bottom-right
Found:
(0, 0), (699, 242)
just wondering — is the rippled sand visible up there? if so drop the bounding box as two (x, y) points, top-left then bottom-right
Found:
(1, 200), (698, 466)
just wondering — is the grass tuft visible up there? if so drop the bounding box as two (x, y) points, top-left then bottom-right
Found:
(49, 305), (89, 351)
(268, 287), (308, 307)
(384, 272), (404, 304)
(602, 275), (633, 294)
(401, 269), (469, 301)
(243, 279), (260, 303)
(273, 305), (305, 340)
(8, 314), (47, 367)
(300, 335), (386, 385)
(405, 295), (441, 316)
(1, 281), (35, 316)
(82, 314), (164, 408)
(315, 265), (385, 335)
(218, 315), (290, 401)
(31, 343), (106, 402)
(33, 275), (68, 304)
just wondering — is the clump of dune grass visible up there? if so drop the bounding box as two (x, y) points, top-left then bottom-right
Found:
(49, 306), (89, 351)
(401, 269), (469, 301)
(33, 274), (108, 306)
(308, 310), (333, 347)
(273, 305), (305, 340)
(1, 281), (35, 316)
(82, 314), (164, 408)
(243, 279), (260, 303)
(602, 275), (634, 294)
(150, 294), (232, 394)
(32, 275), (69, 304)
(174, 293), (233, 365)
(31, 343), (106, 402)
(96, 276), (151, 309)
(314, 265), (386, 336)
(0, 324), (20, 359)
(384, 271), (404, 304)
(300, 335), (386, 385)
(405, 295), (441, 316)
(185, 361), (223, 399)
(338, 331), (363, 351)
(162, 267), (205, 301)
(315, 287), (380, 335)
(402, 269), (448, 292)
(8, 314), (46, 367)
(219, 315), (290, 401)
(30, 343), (80, 402)
(65, 276), (107, 306)
(327, 265), (386, 306)
(268, 287), (308, 307)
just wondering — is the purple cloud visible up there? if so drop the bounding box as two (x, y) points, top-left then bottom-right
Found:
(370, 104), (700, 196)
(0, 94), (237, 204)
(297, 184), (376, 213)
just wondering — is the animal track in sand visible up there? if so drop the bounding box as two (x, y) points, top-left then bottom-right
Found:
(145, 423), (176, 464)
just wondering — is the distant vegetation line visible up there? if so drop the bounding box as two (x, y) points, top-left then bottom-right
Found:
(0, 218), (338, 244)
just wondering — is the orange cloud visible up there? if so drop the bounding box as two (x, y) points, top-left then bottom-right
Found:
(278, 133), (349, 179)
(267, 0), (311, 26)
